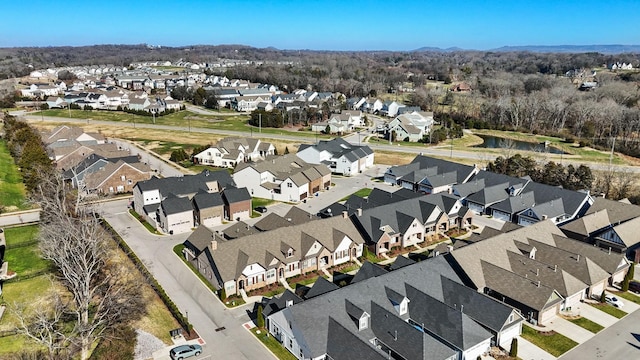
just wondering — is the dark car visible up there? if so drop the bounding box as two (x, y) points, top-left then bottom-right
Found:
(254, 206), (267, 213)
(629, 280), (640, 293)
(169, 344), (202, 360)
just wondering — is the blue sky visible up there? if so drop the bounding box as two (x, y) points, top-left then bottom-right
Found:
(1, 0), (638, 50)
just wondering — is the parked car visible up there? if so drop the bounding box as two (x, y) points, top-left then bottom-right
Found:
(629, 281), (640, 293)
(170, 344), (202, 360)
(605, 295), (624, 308)
(254, 206), (267, 213)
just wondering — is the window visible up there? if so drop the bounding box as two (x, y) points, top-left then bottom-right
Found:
(127, 179), (133, 185)
(121, 175), (126, 181)
(287, 182), (293, 188)
(359, 315), (369, 330)
(288, 339), (293, 349)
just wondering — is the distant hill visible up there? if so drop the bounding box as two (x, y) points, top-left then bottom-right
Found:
(489, 45), (640, 54)
(413, 44), (640, 54)
(412, 46), (466, 52)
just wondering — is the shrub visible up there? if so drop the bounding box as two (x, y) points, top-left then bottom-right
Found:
(256, 305), (265, 328)
(509, 337), (518, 357)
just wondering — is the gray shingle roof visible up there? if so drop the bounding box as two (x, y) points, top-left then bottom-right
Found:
(192, 191), (224, 210)
(222, 186), (251, 204)
(161, 193), (193, 215)
(135, 169), (235, 197)
(304, 276), (339, 299)
(351, 262), (388, 284)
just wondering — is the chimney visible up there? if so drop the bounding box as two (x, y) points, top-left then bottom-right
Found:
(357, 208), (362, 217)
(342, 210), (348, 219)
(210, 240), (217, 251)
(542, 214), (548, 220)
(536, 268), (539, 276)
(577, 254), (580, 262)
(608, 247), (611, 255)
(537, 281), (540, 288)
(554, 264), (557, 272)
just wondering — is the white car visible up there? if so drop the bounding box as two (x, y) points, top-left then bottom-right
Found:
(605, 295), (624, 308)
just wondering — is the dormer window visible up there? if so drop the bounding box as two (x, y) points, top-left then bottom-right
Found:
(287, 249), (294, 258)
(359, 314), (370, 330)
(286, 300), (294, 307)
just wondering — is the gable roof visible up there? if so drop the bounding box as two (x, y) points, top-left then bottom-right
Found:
(161, 193), (193, 215)
(304, 276), (340, 299)
(134, 169), (235, 197)
(351, 262), (388, 284)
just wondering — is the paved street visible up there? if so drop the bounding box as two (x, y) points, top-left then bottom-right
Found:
(98, 199), (275, 360)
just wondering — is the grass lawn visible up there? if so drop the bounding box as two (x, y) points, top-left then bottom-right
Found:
(568, 317), (604, 333)
(0, 140), (27, 210)
(521, 325), (578, 357)
(0, 275), (54, 332)
(0, 334), (42, 356)
(340, 188), (372, 201)
(588, 303), (627, 318)
(133, 287), (181, 344)
(251, 328), (297, 360)
(129, 209), (161, 234)
(612, 291), (640, 305)
(3, 225), (52, 278)
(252, 198), (277, 208)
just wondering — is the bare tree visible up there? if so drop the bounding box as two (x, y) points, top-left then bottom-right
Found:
(33, 174), (144, 360)
(12, 289), (71, 360)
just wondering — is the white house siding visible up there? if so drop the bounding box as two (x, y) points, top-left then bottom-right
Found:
(133, 188), (161, 217)
(589, 280), (606, 298)
(336, 157), (358, 176)
(333, 236), (353, 266)
(463, 338), (491, 360)
(201, 215), (222, 228)
(224, 280), (236, 295)
(498, 322), (522, 349)
(160, 211), (193, 234)
(562, 291), (584, 310)
(402, 220), (425, 248)
(612, 267), (627, 286)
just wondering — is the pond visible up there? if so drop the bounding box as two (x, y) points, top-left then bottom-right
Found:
(473, 135), (566, 154)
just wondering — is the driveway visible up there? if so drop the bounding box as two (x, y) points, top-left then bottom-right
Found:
(517, 336), (556, 360)
(577, 301), (620, 327)
(544, 316), (594, 343)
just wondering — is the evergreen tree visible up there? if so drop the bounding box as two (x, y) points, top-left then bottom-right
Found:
(256, 305), (265, 328)
(284, 146), (290, 154)
(509, 338), (518, 357)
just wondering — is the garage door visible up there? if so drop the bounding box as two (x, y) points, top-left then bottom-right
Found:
(493, 210), (510, 222)
(499, 322), (522, 349)
(538, 304), (558, 325)
(590, 281), (605, 299)
(563, 292), (583, 309)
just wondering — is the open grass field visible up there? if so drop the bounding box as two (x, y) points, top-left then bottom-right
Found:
(0, 140), (27, 211)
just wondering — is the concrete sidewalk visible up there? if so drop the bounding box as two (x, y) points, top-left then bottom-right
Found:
(517, 336), (556, 360)
(576, 302), (619, 327)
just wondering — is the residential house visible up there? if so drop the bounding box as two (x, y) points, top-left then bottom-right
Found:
(351, 194), (457, 256)
(183, 215), (365, 296)
(560, 197), (640, 261)
(83, 160), (152, 195)
(384, 155), (479, 192)
(46, 96), (66, 109)
(222, 187), (252, 221)
(158, 193), (194, 234)
(192, 191), (225, 227)
(193, 137), (275, 168)
(132, 169), (236, 228)
(446, 220), (629, 325)
(41, 125), (106, 145)
(387, 112), (434, 142)
(267, 255), (520, 360)
(361, 98), (383, 114)
(297, 138), (374, 176)
(128, 97), (151, 111)
(233, 154), (331, 203)
(231, 95), (268, 112)
(380, 101), (404, 117)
